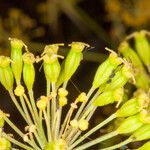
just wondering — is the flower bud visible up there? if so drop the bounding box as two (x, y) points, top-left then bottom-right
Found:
(59, 97), (68, 107)
(116, 98), (139, 117)
(23, 52), (35, 90)
(14, 85), (25, 96)
(58, 88), (68, 97)
(0, 56), (14, 91)
(131, 124), (150, 141)
(76, 92), (88, 103)
(70, 119), (78, 128)
(92, 51), (122, 89)
(78, 119), (89, 131)
(36, 96), (48, 110)
(0, 137), (11, 150)
(10, 38), (24, 84)
(138, 141), (150, 150)
(117, 114), (143, 134)
(134, 31), (150, 69)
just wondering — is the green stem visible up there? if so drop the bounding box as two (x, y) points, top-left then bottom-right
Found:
(74, 87), (95, 120)
(73, 131), (118, 150)
(69, 113), (116, 149)
(51, 82), (56, 138)
(4, 117), (39, 149)
(46, 80), (51, 137)
(101, 138), (132, 150)
(29, 90), (47, 145)
(43, 110), (51, 142)
(2, 133), (34, 150)
(19, 96), (33, 124)
(9, 91), (27, 122)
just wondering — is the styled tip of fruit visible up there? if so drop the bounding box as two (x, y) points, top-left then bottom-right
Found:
(69, 42), (90, 52)
(23, 52), (35, 64)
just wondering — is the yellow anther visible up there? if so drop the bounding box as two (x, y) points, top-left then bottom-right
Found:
(58, 88), (68, 97)
(14, 85), (25, 96)
(76, 92), (88, 103)
(59, 97), (68, 107)
(78, 119), (89, 131)
(70, 119), (78, 128)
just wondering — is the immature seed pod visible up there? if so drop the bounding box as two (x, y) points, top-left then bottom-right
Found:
(118, 41), (144, 70)
(104, 63), (134, 90)
(116, 98), (139, 117)
(78, 119), (89, 131)
(23, 52), (35, 91)
(64, 42), (89, 82)
(117, 114), (143, 134)
(138, 141), (150, 150)
(93, 88), (123, 107)
(134, 31), (150, 69)
(42, 44), (63, 83)
(93, 91), (114, 106)
(0, 56), (14, 91)
(118, 41), (150, 89)
(0, 137), (11, 150)
(10, 38), (24, 85)
(92, 51), (122, 89)
(131, 124), (150, 141)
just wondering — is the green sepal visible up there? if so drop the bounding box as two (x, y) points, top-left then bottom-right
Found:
(117, 114), (143, 134)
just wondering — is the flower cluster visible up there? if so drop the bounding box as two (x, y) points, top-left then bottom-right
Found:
(0, 30), (149, 150)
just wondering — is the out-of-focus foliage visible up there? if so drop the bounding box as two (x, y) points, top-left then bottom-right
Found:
(105, 0), (150, 41)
